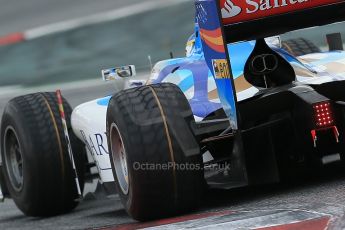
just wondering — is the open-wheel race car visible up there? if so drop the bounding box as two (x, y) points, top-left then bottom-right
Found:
(1, 0), (345, 221)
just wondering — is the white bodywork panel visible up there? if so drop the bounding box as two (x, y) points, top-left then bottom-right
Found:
(72, 98), (114, 183)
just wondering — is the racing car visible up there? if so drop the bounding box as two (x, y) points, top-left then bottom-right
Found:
(1, 0), (345, 221)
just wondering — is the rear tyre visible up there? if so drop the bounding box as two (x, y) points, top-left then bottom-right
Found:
(0, 164), (9, 197)
(0, 92), (86, 216)
(282, 38), (321, 56)
(107, 83), (204, 221)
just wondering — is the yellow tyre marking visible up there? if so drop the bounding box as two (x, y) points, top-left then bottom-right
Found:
(42, 95), (65, 179)
(148, 86), (177, 199)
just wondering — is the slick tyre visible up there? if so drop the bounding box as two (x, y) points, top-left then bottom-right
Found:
(282, 38), (321, 56)
(0, 92), (86, 216)
(107, 83), (204, 221)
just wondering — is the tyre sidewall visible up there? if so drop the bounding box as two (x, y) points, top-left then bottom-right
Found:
(107, 98), (145, 219)
(1, 102), (39, 213)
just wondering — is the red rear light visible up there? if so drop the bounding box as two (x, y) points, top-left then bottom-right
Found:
(313, 101), (334, 128)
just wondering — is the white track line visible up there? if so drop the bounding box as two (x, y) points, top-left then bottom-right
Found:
(24, 0), (189, 40)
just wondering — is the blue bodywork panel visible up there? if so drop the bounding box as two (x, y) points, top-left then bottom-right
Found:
(196, 0), (238, 129)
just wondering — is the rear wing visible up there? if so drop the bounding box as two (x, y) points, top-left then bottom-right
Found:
(221, 0), (345, 43)
(195, 0), (345, 130)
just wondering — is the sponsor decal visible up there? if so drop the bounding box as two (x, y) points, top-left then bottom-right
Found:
(221, 0), (242, 18)
(196, 3), (208, 24)
(199, 28), (225, 53)
(80, 130), (109, 156)
(220, 0), (342, 25)
(212, 59), (231, 79)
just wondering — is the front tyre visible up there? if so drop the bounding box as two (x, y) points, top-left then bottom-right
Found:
(107, 83), (204, 221)
(0, 92), (86, 216)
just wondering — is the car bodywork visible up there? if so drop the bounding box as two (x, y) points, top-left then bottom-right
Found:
(70, 0), (345, 186)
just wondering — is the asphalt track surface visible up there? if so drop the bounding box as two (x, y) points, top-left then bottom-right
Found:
(1, 83), (345, 229)
(2, 161), (345, 229)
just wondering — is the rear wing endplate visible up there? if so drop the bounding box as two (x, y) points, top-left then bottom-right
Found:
(221, 0), (345, 43)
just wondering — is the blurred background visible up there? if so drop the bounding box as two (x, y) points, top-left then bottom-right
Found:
(0, 0), (195, 116)
(0, 0), (194, 87)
